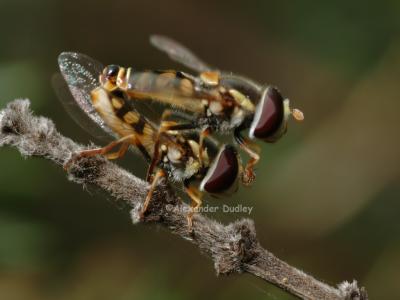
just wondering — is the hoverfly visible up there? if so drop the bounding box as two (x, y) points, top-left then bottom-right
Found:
(98, 35), (304, 185)
(57, 52), (243, 230)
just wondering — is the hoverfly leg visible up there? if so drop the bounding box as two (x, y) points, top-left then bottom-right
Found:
(146, 110), (197, 181)
(241, 149), (260, 186)
(184, 182), (203, 233)
(146, 138), (162, 182)
(198, 127), (211, 167)
(104, 142), (130, 160)
(63, 134), (135, 170)
(146, 109), (176, 182)
(233, 129), (260, 186)
(146, 153), (159, 183)
(159, 109), (197, 132)
(140, 169), (166, 219)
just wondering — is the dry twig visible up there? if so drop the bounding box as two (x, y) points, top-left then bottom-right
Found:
(0, 99), (368, 300)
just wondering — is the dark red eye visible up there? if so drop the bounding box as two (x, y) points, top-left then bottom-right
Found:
(200, 145), (239, 194)
(249, 86), (284, 141)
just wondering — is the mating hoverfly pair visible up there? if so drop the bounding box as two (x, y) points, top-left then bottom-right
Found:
(57, 35), (304, 230)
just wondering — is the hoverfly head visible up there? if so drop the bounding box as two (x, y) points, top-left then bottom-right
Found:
(100, 64), (123, 91)
(249, 86), (304, 143)
(200, 145), (239, 195)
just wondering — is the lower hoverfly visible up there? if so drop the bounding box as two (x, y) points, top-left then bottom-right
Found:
(57, 52), (243, 230)
(97, 35), (304, 185)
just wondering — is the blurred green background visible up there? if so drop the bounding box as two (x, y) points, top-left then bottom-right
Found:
(0, 0), (399, 299)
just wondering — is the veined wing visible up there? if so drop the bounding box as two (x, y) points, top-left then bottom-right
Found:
(124, 69), (211, 114)
(149, 36), (263, 103)
(57, 52), (116, 138)
(125, 89), (206, 114)
(150, 35), (214, 73)
(52, 73), (114, 141)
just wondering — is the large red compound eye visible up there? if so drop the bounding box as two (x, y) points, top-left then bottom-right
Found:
(249, 86), (285, 142)
(200, 145), (239, 194)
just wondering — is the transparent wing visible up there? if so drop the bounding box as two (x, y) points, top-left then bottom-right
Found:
(150, 35), (214, 73)
(150, 35), (264, 96)
(52, 73), (115, 141)
(56, 52), (116, 139)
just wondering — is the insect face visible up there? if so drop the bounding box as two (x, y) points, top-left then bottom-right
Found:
(100, 64), (123, 91)
(249, 86), (304, 142)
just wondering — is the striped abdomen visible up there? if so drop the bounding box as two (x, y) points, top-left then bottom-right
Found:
(90, 87), (156, 159)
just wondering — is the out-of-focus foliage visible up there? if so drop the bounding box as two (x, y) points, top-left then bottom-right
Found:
(0, 0), (399, 299)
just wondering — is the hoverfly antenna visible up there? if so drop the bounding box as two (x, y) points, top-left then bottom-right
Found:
(291, 108), (304, 121)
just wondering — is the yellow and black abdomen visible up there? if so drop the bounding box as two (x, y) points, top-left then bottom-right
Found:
(90, 87), (157, 160)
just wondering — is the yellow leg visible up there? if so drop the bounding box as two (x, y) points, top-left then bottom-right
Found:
(145, 110), (175, 182)
(234, 131), (261, 186)
(140, 169), (166, 218)
(64, 134), (135, 170)
(184, 185), (203, 232)
(104, 142), (130, 160)
(198, 127), (211, 167)
(240, 141), (260, 186)
(146, 109), (196, 181)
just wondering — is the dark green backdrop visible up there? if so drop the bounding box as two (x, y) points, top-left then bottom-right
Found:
(0, 0), (399, 299)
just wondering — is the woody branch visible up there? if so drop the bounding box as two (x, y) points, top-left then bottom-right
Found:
(0, 99), (368, 300)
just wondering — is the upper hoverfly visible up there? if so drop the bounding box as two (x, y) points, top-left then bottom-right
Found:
(99, 35), (304, 185)
(57, 52), (243, 231)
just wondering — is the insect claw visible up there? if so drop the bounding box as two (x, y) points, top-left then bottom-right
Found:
(242, 167), (256, 186)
